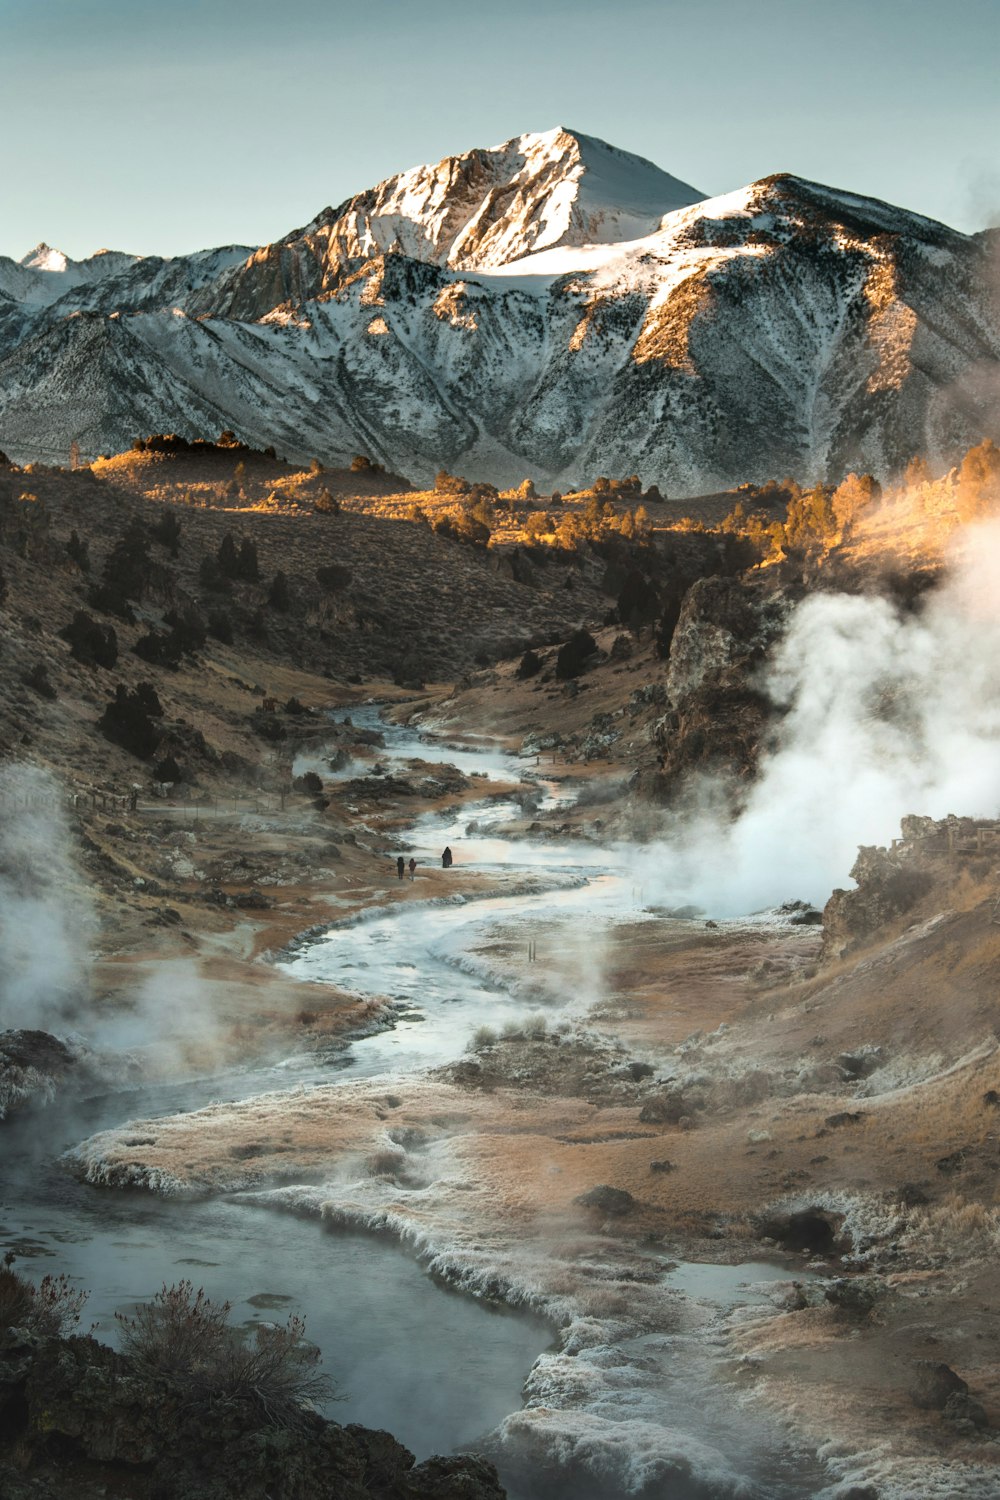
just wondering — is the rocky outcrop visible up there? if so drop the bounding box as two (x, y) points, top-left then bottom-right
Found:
(0, 1029), (77, 1120)
(0, 1327), (506, 1500)
(821, 834), (941, 948)
(649, 576), (786, 798)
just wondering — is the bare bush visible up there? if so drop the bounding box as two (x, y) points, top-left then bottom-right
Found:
(116, 1280), (333, 1428)
(365, 1150), (405, 1178)
(0, 1252), (87, 1338)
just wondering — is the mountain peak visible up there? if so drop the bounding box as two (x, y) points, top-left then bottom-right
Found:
(20, 243), (71, 273)
(302, 126), (705, 275)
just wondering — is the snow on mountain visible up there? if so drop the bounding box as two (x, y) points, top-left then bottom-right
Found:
(2, 132), (999, 489)
(20, 243), (71, 274)
(193, 127), (705, 321)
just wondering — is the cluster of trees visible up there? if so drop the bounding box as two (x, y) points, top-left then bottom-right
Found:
(720, 439), (1000, 560)
(954, 438), (1000, 521)
(523, 496), (654, 551)
(721, 472), (882, 555)
(130, 430), (276, 458)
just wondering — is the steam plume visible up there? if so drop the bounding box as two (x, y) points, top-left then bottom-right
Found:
(652, 519), (1000, 915)
(0, 764), (94, 1031)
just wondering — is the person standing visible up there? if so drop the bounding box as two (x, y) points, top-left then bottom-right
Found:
(441, 846), (453, 869)
(408, 857), (417, 880)
(396, 855), (405, 880)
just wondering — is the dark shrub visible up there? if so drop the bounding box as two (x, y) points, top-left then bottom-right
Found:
(135, 610), (206, 669)
(617, 570), (660, 633)
(98, 682), (164, 759)
(556, 629), (598, 680)
(316, 563), (352, 592)
(207, 609), (233, 644)
(66, 529), (90, 571)
(314, 489), (340, 514)
(516, 649), (542, 680)
(163, 609), (207, 655)
(253, 713), (286, 742)
(61, 611), (118, 668)
(0, 1253), (86, 1337)
(217, 533), (239, 579)
(294, 771), (323, 795)
(216, 534), (260, 583)
(199, 554), (231, 593)
(134, 630), (179, 668)
(88, 522), (152, 619)
(23, 663), (56, 700)
(268, 571), (291, 611)
(115, 1280), (330, 1429)
(237, 539), (260, 582)
(151, 511), (182, 553)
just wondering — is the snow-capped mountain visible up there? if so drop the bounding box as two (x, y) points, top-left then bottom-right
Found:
(2, 127), (999, 490)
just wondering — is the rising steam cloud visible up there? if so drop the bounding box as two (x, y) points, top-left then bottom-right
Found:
(653, 518), (1000, 915)
(0, 764), (95, 1031)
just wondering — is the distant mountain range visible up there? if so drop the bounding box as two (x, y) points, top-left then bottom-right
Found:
(2, 125), (999, 491)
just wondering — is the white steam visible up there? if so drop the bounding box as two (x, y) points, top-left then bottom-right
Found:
(0, 764), (95, 1031)
(652, 520), (1000, 915)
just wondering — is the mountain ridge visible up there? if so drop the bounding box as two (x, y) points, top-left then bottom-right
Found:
(2, 127), (999, 490)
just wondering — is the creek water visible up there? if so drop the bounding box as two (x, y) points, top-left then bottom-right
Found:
(2, 707), (825, 1496)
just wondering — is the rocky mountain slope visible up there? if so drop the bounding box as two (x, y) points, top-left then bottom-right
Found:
(2, 127), (999, 489)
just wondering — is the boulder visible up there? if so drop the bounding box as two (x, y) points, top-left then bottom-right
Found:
(823, 1277), (884, 1319)
(638, 1087), (689, 1125)
(575, 1185), (636, 1216)
(555, 629), (598, 680)
(942, 1391), (989, 1432)
(909, 1360), (968, 1410)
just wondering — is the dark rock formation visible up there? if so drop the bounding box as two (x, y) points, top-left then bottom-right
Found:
(942, 1391), (990, 1432)
(555, 629), (598, 680)
(648, 576), (786, 800)
(638, 1087), (689, 1125)
(575, 1185), (636, 1216)
(755, 1206), (845, 1253)
(909, 1360), (969, 1411)
(0, 1327), (506, 1500)
(0, 1030), (77, 1121)
(823, 1276), (884, 1319)
(822, 839), (936, 960)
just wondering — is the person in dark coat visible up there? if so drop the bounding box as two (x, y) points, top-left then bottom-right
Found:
(396, 855), (405, 880)
(408, 857), (417, 880)
(441, 846), (453, 868)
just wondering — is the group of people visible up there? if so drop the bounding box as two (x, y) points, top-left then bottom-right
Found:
(394, 846), (454, 880)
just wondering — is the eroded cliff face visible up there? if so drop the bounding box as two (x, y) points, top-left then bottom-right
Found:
(822, 815), (1000, 959)
(649, 575), (787, 797)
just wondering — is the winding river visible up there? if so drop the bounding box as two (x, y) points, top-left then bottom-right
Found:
(1, 708), (826, 1498)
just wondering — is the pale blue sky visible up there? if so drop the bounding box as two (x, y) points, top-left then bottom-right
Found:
(2, 0), (998, 261)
